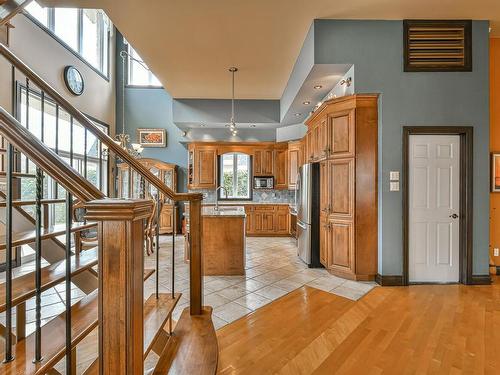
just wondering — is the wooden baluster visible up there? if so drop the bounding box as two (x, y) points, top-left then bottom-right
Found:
(189, 198), (203, 315)
(85, 198), (153, 375)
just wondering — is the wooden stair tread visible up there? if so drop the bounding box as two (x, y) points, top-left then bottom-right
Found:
(0, 290), (99, 375)
(0, 248), (98, 312)
(0, 198), (67, 207)
(0, 271), (159, 374)
(0, 222), (97, 250)
(82, 359), (98, 375)
(144, 293), (181, 357)
(81, 293), (182, 375)
(144, 268), (155, 282)
(152, 307), (218, 375)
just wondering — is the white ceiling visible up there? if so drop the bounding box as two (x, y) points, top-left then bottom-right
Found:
(40, 0), (499, 99)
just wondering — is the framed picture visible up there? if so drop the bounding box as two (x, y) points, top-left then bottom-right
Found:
(492, 153), (500, 192)
(137, 128), (166, 148)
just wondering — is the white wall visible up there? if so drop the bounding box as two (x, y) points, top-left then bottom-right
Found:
(0, 14), (115, 131)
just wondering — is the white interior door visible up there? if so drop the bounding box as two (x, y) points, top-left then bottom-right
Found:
(409, 134), (460, 283)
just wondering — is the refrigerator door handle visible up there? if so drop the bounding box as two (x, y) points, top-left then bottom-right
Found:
(297, 220), (307, 230)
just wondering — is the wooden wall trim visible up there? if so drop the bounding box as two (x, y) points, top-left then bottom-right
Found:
(470, 275), (492, 285)
(375, 274), (404, 286)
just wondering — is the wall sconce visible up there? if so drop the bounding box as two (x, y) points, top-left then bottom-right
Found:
(340, 77), (352, 87)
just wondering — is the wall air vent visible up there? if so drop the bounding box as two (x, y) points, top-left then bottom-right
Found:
(404, 20), (472, 72)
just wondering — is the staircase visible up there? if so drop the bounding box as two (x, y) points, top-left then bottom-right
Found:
(0, 18), (217, 374)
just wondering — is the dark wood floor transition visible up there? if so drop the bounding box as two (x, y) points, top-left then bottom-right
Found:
(217, 278), (500, 374)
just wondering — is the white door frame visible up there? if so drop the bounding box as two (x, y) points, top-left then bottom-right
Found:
(402, 127), (474, 285)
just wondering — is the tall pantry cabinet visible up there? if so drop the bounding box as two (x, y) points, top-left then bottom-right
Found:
(306, 94), (378, 281)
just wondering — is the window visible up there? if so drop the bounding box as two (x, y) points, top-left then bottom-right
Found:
(126, 44), (162, 87)
(17, 85), (110, 225)
(25, 2), (111, 77)
(219, 153), (251, 200)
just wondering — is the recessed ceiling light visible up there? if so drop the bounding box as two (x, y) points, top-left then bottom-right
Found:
(303, 101), (311, 105)
(295, 113), (302, 117)
(313, 85), (322, 90)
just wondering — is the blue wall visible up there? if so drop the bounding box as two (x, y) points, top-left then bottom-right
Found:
(314, 20), (490, 276)
(116, 33), (188, 193)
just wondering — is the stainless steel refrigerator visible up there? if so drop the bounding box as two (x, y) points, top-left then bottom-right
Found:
(295, 163), (322, 268)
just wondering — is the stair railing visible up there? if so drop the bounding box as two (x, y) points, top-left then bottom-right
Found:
(0, 41), (204, 374)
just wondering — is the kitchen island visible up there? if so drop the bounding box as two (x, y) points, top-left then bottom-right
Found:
(202, 206), (246, 276)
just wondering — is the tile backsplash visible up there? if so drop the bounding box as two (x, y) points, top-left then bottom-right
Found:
(190, 189), (295, 204)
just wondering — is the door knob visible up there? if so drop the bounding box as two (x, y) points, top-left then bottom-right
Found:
(449, 213), (458, 219)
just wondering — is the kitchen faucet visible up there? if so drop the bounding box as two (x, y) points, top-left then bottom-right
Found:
(215, 185), (228, 211)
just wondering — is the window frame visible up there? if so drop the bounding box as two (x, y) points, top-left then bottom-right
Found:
(23, 5), (111, 80)
(218, 153), (253, 201)
(16, 82), (111, 200)
(124, 43), (163, 88)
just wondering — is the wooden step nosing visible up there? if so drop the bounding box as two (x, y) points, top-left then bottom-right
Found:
(143, 293), (182, 358)
(0, 222), (98, 250)
(0, 291), (99, 374)
(0, 249), (98, 313)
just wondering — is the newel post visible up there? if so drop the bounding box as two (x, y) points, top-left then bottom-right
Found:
(189, 198), (203, 315)
(85, 198), (153, 375)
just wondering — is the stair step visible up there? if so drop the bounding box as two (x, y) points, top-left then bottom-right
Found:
(0, 272), (167, 374)
(82, 359), (98, 375)
(0, 248), (98, 313)
(0, 198), (67, 207)
(0, 290), (99, 375)
(0, 171), (37, 178)
(82, 293), (182, 375)
(144, 268), (155, 282)
(0, 222), (97, 250)
(152, 307), (218, 375)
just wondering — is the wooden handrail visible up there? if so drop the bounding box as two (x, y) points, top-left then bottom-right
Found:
(0, 108), (104, 201)
(0, 43), (202, 203)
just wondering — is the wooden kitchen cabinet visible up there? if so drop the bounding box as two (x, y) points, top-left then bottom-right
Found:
(327, 109), (355, 159)
(244, 204), (291, 236)
(196, 146), (217, 188)
(317, 117), (329, 160)
(310, 94), (378, 281)
(188, 144), (217, 189)
(287, 140), (302, 189)
(254, 148), (274, 176)
(327, 220), (355, 273)
(275, 206), (290, 234)
(319, 215), (329, 267)
(274, 144), (288, 190)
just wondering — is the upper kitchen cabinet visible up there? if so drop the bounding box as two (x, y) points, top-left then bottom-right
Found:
(287, 140), (302, 189)
(188, 144), (217, 189)
(253, 148), (274, 176)
(274, 143), (288, 190)
(328, 109), (355, 158)
(310, 94), (379, 281)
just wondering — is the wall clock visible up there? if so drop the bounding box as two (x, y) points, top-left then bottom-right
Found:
(63, 66), (84, 96)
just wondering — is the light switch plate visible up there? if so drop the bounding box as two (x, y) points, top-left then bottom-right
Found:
(495, 248), (499, 257)
(390, 181), (400, 192)
(390, 171), (400, 181)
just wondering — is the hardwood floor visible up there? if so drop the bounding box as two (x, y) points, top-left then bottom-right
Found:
(217, 277), (500, 374)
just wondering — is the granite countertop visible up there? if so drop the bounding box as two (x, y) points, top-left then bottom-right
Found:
(202, 206), (246, 217)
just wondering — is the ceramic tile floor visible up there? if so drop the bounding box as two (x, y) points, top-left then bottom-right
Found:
(144, 235), (378, 330)
(0, 235), (377, 337)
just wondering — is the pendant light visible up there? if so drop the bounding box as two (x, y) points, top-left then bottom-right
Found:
(228, 67), (238, 136)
